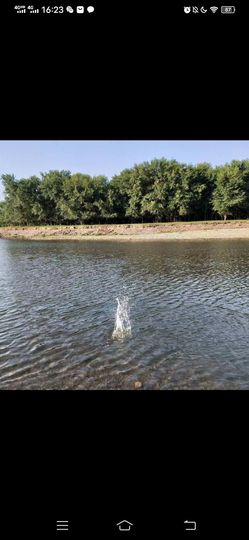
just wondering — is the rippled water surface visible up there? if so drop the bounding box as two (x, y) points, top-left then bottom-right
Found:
(1, 239), (249, 389)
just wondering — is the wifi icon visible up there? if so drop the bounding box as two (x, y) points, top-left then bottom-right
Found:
(210, 6), (219, 12)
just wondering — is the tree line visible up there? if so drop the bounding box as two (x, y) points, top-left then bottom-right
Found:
(1, 158), (249, 226)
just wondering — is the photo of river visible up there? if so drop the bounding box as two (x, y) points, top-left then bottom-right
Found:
(1, 238), (249, 390)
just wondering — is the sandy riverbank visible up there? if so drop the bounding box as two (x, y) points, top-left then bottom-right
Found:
(2, 221), (249, 241)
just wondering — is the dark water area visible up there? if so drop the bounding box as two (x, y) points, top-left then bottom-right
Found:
(1, 238), (249, 389)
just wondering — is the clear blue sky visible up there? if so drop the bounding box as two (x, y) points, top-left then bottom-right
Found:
(1, 140), (249, 200)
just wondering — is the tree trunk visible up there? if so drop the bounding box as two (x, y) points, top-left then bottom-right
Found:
(224, 214), (227, 221)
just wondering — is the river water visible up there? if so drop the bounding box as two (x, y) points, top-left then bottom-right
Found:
(1, 238), (249, 390)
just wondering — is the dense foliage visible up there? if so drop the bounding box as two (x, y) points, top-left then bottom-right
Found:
(1, 159), (249, 226)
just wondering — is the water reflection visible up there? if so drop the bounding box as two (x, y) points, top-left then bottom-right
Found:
(1, 239), (249, 389)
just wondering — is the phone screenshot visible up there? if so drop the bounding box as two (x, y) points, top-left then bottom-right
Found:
(0, 2), (248, 538)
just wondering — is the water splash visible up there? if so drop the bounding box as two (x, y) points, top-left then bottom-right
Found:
(112, 296), (131, 340)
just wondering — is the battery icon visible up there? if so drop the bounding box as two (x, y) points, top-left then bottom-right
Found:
(221, 6), (236, 13)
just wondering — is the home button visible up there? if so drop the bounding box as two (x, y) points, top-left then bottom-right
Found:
(116, 520), (134, 532)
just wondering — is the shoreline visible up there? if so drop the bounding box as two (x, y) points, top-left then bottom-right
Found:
(2, 222), (249, 241)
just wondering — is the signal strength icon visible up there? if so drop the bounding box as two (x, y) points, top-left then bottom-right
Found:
(15, 6), (26, 12)
(210, 6), (219, 12)
(27, 5), (39, 12)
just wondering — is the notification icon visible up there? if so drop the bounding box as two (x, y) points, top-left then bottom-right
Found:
(77, 6), (84, 13)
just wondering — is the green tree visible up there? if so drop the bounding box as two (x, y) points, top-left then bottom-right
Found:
(190, 163), (214, 220)
(0, 201), (8, 226)
(58, 173), (110, 224)
(2, 159), (249, 227)
(125, 160), (168, 221)
(108, 169), (132, 222)
(40, 170), (71, 223)
(1, 174), (44, 225)
(15, 176), (45, 224)
(212, 161), (248, 220)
